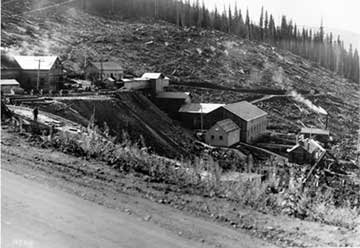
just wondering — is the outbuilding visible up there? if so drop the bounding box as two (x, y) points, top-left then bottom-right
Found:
(287, 138), (326, 165)
(178, 103), (225, 129)
(207, 101), (267, 143)
(205, 119), (240, 147)
(0, 79), (24, 95)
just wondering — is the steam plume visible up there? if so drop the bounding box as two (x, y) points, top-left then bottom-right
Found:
(289, 90), (328, 115)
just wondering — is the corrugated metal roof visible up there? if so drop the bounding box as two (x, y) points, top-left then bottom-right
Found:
(215, 119), (239, 133)
(14, 56), (58, 70)
(90, 61), (123, 71)
(223, 101), (267, 121)
(156, 92), (190, 99)
(179, 103), (225, 114)
(0, 79), (20, 86)
(300, 128), (329, 136)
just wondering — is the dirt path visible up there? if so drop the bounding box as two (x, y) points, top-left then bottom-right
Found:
(1, 129), (273, 248)
(1, 170), (201, 248)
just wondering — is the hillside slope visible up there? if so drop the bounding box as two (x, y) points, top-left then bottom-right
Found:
(1, 0), (359, 159)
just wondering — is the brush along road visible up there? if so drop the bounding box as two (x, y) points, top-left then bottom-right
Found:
(1, 130), (273, 248)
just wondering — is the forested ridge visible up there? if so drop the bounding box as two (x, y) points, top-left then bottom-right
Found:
(81, 0), (359, 83)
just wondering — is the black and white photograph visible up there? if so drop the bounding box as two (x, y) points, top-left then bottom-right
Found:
(1, 0), (359, 247)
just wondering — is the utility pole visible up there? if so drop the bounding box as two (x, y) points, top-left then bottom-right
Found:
(36, 58), (44, 91)
(200, 94), (203, 130)
(100, 58), (103, 83)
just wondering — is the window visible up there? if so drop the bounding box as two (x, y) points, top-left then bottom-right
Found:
(219, 136), (223, 140)
(211, 135), (214, 140)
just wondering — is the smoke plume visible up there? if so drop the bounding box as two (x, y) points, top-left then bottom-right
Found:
(289, 90), (328, 115)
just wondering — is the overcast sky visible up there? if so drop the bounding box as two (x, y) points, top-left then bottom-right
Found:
(199, 0), (359, 35)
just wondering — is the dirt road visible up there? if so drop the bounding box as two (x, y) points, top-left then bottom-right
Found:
(2, 170), (204, 248)
(1, 129), (273, 248)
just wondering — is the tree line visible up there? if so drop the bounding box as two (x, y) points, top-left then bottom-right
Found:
(81, 0), (359, 83)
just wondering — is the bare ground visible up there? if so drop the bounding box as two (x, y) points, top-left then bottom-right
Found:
(1, 128), (359, 247)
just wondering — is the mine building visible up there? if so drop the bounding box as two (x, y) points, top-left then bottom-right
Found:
(120, 73), (169, 93)
(178, 103), (225, 129)
(141, 73), (169, 93)
(155, 92), (191, 117)
(13, 56), (63, 91)
(85, 61), (123, 81)
(205, 119), (240, 147)
(287, 137), (326, 165)
(299, 127), (330, 143)
(207, 101), (267, 143)
(0, 79), (24, 95)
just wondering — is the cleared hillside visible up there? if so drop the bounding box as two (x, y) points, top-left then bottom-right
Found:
(1, 0), (359, 159)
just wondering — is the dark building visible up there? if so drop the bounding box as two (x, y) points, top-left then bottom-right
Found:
(155, 92), (191, 117)
(178, 103), (225, 129)
(207, 101), (267, 143)
(287, 138), (326, 165)
(12, 56), (63, 91)
(205, 119), (240, 147)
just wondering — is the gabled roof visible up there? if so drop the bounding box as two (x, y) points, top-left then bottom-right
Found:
(142, 73), (168, 80)
(156, 92), (190, 99)
(14, 56), (59, 70)
(214, 119), (240, 133)
(223, 101), (267, 121)
(0, 79), (20, 86)
(179, 103), (225, 114)
(300, 128), (330, 136)
(90, 61), (123, 71)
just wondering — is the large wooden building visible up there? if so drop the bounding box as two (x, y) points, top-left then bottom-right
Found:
(205, 119), (240, 147)
(11, 56), (63, 91)
(85, 61), (123, 81)
(207, 101), (267, 143)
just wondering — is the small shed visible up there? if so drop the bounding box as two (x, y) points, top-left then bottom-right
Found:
(0, 79), (24, 95)
(287, 138), (326, 165)
(178, 103), (225, 129)
(300, 127), (330, 143)
(205, 119), (240, 147)
(207, 101), (267, 143)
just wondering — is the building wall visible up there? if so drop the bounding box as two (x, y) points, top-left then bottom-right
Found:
(85, 65), (123, 81)
(0, 69), (21, 80)
(205, 125), (240, 147)
(205, 125), (228, 147)
(288, 147), (312, 164)
(206, 107), (267, 143)
(124, 80), (149, 90)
